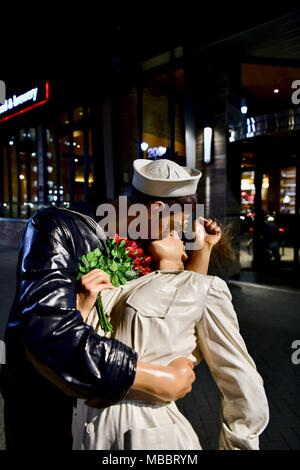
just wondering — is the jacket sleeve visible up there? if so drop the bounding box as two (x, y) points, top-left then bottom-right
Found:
(195, 276), (269, 450)
(16, 213), (137, 406)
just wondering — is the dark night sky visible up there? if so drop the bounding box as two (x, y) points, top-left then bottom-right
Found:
(1, 4), (299, 78)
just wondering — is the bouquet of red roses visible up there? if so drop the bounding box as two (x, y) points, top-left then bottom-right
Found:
(77, 235), (152, 332)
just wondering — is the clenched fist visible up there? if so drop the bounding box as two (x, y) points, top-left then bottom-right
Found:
(76, 269), (113, 321)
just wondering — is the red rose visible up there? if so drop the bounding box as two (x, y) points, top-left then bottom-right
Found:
(140, 267), (152, 275)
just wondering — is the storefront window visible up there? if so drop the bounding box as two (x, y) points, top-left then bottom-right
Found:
(28, 128), (38, 211)
(10, 143), (18, 217)
(174, 68), (186, 164)
(116, 66), (186, 196)
(117, 87), (138, 192)
(88, 130), (94, 187)
(73, 106), (85, 123)
(141, 68), (186, 164)
(241, 171), (255, 213)
(30, 152), (38, 204)
(2, 146), (9, 217)
(280, 167), (296, 214)
(60, 112), (70, 126)
(60, 135), (71, 204)
(0, 102), (94, 217)
(142, 73), (169, 157)
(73, 130), (84, 201)
(19, 151), (28, 217)
(46, 128), (57, 204)
(240, 171), (269, 213)
(261, 174), (269, 212)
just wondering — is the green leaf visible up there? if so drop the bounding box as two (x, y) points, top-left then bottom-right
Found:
(81, 255), (90, 268)
(109, 261), (118, 272)
(119, 275), (127, 285)
(86, 252), (93, 261)
(125, 269), (139, 280)
(111, 274), (120, 287)
(119, 240), (126, 248)
(94, 248), (102, 257)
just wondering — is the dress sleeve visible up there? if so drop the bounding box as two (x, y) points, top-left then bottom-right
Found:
(195, 276), (269, 450)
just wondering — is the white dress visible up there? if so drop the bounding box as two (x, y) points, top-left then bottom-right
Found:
(72, 270), (269, 450)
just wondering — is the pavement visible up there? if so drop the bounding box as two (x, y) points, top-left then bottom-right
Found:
(177, 281), (300, 450)
(0, 245), (300, 450)
(0, 246), (18, 450)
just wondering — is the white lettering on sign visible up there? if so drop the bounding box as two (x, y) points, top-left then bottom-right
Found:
(0, 87), (38, 115)
(0, 339), (5, 364)
(0, 80), (6, 104)
(291, 80), (300, 105)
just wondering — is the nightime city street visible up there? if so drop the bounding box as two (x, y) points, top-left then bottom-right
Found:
(0, 245), (300, 450)
(1, 5), (300, 457)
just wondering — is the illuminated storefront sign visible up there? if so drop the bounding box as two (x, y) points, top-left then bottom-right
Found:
(0, 81), (49, 122)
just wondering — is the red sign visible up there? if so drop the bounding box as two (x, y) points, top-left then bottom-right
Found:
(0, 81), (50, 123)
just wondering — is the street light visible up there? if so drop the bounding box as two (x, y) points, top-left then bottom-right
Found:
(204, 127), (213, 164)
(141, 142), (149, 152)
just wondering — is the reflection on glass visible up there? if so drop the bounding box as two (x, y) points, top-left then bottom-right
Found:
(73, 106), (85, 123)
(261, 174), (269, 212)
(73, 130), (84, 201)
(280, 167), (296, 214)
(143, 73), (169, 157)
(175, 68), (186, 164)
(240, 171), (269, 213)
(241, 171), (255, 213)
(88, 130), (94, 186)
(19, 152), (28, 217)
(117, 87), (138, 193)
(60, 135), (71, 203)
(2, 146), (9, 216)
(28, 128), (36, 142)
(142, 69), (186, 164)
(46, 128), (57, 204)
(10, 144), (18, 217)
(60, 111), (69, 126)
(28, 129), (38, 211)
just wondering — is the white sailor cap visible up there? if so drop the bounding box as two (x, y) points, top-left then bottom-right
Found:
(132, 159), (202, 197)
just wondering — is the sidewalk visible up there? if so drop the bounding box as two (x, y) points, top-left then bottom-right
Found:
(0, 245), (18, 451)
(232, 266), (300, 291)
(0, 245), (299, 450)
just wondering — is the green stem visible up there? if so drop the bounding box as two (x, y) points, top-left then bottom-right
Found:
(96, 294), (113, 333)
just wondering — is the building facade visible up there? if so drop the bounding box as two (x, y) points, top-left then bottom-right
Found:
(1, 11), (300, 271)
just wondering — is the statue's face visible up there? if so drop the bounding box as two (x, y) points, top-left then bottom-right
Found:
(114, 197), (195, 242)
(148, 233), (188, 267)
(146, 202), (189, 241)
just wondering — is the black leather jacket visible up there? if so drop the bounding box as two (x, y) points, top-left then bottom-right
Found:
(4, 207), (137, 407)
